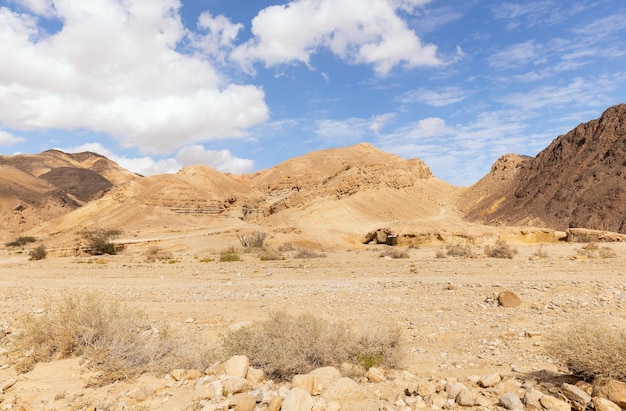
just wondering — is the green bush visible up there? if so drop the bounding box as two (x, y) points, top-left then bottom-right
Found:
(6, 236), (36, 250)
(220, 311), (402, 380)
(81, 229), (122, 255)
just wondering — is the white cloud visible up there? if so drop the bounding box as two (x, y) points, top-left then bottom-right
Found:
(0, 0), (269, 155)
(489, 40), (542, 69)
(62, 142), (253, 176)
(232, 0), (443, 75)
(315, 113), (397, 143)
(0, 130), (25, 145)
(397, 86), (472, 106)
(191, 11), (243, 64)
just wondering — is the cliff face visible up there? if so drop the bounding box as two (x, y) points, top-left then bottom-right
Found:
(465, 104), (626, 232)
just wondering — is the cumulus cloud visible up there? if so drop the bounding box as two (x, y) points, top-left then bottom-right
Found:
(0, 0), (268, 155)
(0, 130), (25, 146)
(62, 142), (253, 176)
(232, 0), (443, 75)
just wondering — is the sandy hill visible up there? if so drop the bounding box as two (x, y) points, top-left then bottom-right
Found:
(464, 103), (626, 233)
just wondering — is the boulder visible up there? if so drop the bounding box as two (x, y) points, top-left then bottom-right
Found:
(227, 393), (257, 411)
(499, 392), (524, 410)
(293, 366), (341, 396)
(593, 397), (622, 411)
(322, 377), (376, 403)
(562, 383), (591, 406)
(498, 291), (522, 308)
(540, 394), (572, 411)
(366, 367), (385, 383)
(478, 373), (501, 388)
(606, 379), (626, 408)
(282, 387), (315, 411)
(267, 396), (284, 411)
(523, 388), (544, 409)
(455, 388), (475, 406)
(222, 376), (253, 395)
(225, 355), (250, 378)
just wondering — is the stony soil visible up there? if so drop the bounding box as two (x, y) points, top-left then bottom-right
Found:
(1, 241), (625, 410)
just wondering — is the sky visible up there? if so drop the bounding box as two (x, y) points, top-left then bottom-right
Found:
(0, 0), (625, 186)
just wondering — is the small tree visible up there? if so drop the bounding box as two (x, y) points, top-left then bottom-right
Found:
(6, 236), (37, 250)
(81, 229), (122, 255)
(236, 231), (267, 249)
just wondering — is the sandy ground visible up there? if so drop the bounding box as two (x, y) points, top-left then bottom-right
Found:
(1, 241), (625, 384)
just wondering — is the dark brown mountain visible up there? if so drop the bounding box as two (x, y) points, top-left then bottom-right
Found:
(39, 167), (113, 202)
(464, 103), (626, 233)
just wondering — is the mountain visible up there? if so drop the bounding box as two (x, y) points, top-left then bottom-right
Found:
(464, 104), (626, 233)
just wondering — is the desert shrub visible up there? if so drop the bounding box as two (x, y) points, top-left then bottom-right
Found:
(531, 248), (549, 260)
(294, 249), (326, 259)
(16, 293), (214, 385)
(29, 245), (47, 261)
(6, 236), (37, 250)
(220, 247), (241, 262)
(258, 248), (283, 261)
(583, 242), (599, 251)
(278, 242), (295, 252)
(435, 248), (447, 259)
(81, 229), (122, 256)
(236, 231), (267, 250)
(220, 311), (402, 380)
(484, 240), (517, 259)
(599, 247), (617, 259)
(546, 321), (626, 381)
(446, 244), (477, 258)
(379, 248), (410, 259)
(144, 246), (173, 263)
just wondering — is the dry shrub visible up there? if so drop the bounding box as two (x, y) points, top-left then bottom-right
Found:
(29, 245), (47, 261)
(379, 247), (410, 259)
(530, 248), (549, 260)
(220, 311), (402, 380)
(17, 293), (213, 385)
(237, 231), (267, 250)
(144, 246), (173, 263)
(484, 240), (517, 259)
(599, 247), (617, 259)
(278, 242), (295, 252)
(446, 244), (477, 258)
(258, 248), (283, 261)
(294, 249), (326, 259)
(546, 321), (626, 382)
(220, 247), (242, 262)
(435, 248), (447, 259)
(583, 242), (600, 251)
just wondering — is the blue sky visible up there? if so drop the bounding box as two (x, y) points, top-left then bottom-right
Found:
(0, 0), (625, 186)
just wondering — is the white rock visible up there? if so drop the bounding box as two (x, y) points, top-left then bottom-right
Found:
(499, 392), (524, 410)
(225, 355), (250, 378)
(540, 394), (572, 411)
(478, 373), (501, 388)
(561, 382), (591, 405)
(282, 387), (315, 411)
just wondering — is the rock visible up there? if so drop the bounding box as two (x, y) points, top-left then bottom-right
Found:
(540, 394), (572, 411)
(293, 367), (342, 396)
(170, 368), (186, 381)
(445, 381), (466, 398)
(498, 291), (522, 307)
(222, 376), (253, 394)
(561, 382), (591, 405)
(282, 387), (315, 411)
(366, 367), (385, 383)
(268, 396), (284, 411)
(127, 386), (154, 401)
(185, 369), (204, 380)
(593, 397), (622, 411)
(225, 355), (250, 378)
(606, 379), (626, 408)
(523, 388), (543, 409)
(322, 377), (375, 403)
(227, 393), (257, 411)
(417, 380), (436, 397)
(246, 366), (265, 384)
(499, 392), (524, 410)
(0, 377), (17, 393)
(455, 388), (475, 406)
(478, 373), (501, 388)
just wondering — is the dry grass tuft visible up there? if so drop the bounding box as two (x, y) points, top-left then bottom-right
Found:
(484, 240), (517, 259)
(220, 247), (242, 262)
(220, 311), (402, 380)
(144, 246), (173, 263)
(258, 248), (284, 261)
(379, 247), (410, 259)
(294, 249), (326, 259)
(445, 244), (477, 258)
(546, 321), (626, 382)
(17, 293), (213, 385)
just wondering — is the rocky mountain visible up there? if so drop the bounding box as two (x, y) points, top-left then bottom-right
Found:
(464, 104), (626, 233)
